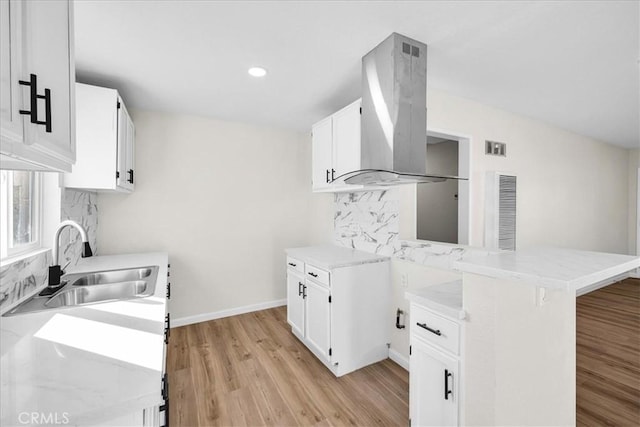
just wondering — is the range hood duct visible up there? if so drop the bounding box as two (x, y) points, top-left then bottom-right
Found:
(337, 33), (466, 186)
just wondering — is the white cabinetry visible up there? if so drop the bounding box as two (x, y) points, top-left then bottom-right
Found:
(311, 99), (362, 192)
(409, 302), (462, 427)
(0, 0), (75, 172)
(285, 248), (390, 377)
(64, 83), (135, 192)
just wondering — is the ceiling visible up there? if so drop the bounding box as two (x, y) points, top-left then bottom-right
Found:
(74, 1), (639, 149)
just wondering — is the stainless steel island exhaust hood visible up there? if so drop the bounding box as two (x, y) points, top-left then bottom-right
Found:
(336, 33), (466, 186)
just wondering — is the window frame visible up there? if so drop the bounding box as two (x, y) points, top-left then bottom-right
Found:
(0, 170), (43, 260)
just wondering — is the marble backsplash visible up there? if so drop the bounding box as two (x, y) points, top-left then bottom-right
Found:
(334, 189), (489, 269)
(0, 188), (97, 313)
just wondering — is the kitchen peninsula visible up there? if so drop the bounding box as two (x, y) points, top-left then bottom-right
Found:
(456, 247), (639, 426)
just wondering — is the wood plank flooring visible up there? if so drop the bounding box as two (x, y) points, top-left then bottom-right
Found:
(576, 278), (640, 426)
(167, 306), (408, 427)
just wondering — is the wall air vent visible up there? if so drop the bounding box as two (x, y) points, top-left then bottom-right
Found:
(485, 172), (517, 251)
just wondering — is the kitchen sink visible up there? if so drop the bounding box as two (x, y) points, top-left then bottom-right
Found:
(71, 267), (153, 286)
(46, 280), (149, 308)
(3, 265), (159, 316)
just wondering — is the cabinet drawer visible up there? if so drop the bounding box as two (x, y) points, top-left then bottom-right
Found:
(286, 257), (304, 274)
(305, 264), (330, 286)
(410, 303), (459, 355)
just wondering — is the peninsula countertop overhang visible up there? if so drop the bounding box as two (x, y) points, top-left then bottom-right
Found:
(454, 247), (640, 292)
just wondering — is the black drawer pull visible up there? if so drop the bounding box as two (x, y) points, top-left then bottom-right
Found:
(288, 262), (297, 267)
(161, 373), (169, 399)
(298, 282), (303, 296)
(444, 369), (453, 400)
(416, 322), (441, 336)
(166, 282), (171, 299)
(326, 169), (330, 183)
(127, 169), (134, 184)
(302, 285), (307, 299)
(308, 272), (318, 278)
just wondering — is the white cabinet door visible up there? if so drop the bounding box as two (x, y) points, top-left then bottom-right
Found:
(116, 99), (135, 191)
(410, 338), (458, 427)
(332, 99), (361, 180)
(286, 271), (305, 338)
(22, 0), (75, 167)
(311, 116), (332, 191)
(304, 280), (331, 361)
(0, 0), (24, 145)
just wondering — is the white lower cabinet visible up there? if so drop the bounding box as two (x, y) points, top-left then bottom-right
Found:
(410, 338), (459, 426)
(409, 303), (462, 427)
(286, 269), (305, 338)
(285, 252), (390, 377)
(304, 279), (331, 360)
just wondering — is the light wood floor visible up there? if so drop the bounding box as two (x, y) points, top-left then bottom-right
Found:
(577, 278), (640, 426)
(167, 306), (409, 427)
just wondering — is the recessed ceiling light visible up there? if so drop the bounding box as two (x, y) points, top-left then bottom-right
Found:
(248, 67), (267, 77)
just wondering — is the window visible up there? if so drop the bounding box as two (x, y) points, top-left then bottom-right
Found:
(0, 170), (41, 259)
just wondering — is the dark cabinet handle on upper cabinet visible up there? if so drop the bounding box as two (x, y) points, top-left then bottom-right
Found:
(444, 369), (453, 400)
(416, 322), (442, 336)
(127, 169), (134, 184)
(288, 262), (296, 267)
(19, 74), (52, 132)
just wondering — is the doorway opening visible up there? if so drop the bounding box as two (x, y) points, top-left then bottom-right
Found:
(415, 130), (471, 245)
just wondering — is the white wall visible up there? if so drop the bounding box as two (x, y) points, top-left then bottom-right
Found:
(427, 88), (629, 254)
(628, 149), (639, 255)
(97, 110), (333, 321)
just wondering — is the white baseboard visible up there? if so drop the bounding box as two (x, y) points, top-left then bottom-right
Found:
(630, 268), (640, 279)
(172, 298), (287, 327)
(389, 348), (409, 371)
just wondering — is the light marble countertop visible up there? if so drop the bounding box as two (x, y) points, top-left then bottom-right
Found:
(0, 252), (169, 427)
(455, 247), (640, 291)
(405, 280), (464, 320)
(286, 245), (389, 269)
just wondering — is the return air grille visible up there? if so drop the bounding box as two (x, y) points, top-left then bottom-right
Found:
(485, 172), (517, 251)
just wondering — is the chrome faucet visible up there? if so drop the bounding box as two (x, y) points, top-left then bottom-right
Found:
(47, 220), (93, 288)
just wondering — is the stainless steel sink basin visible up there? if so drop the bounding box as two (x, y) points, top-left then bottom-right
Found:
(46, 280), (149, 308)
(71, 267), (153, 286)
(3, 265), (159, 316)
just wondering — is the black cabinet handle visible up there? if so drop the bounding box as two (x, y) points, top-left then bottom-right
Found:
(127, 169), (134, 184)
(161, 373), (169, 399)
(160, 373), (170, 427)
(298, 282), (303, 296)
(288, 262), (297, 267)
(166, 282), (171, 299)
(326, 169), (330, 183)
(18, 74), (52, 132)
(302, 285), (307, 299)
(164, 313), (171, 344)
(19, 74), (38, 123)
(331, 168), (335, 181)
(444, 369), (453, 400)
(308, 272), (318, 278)
(416, 322), (441, 336)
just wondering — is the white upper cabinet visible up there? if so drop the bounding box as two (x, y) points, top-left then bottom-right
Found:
(64, 83), (135, 193)
(311, 99), (362, 192)
(0, 0), (75, 172)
